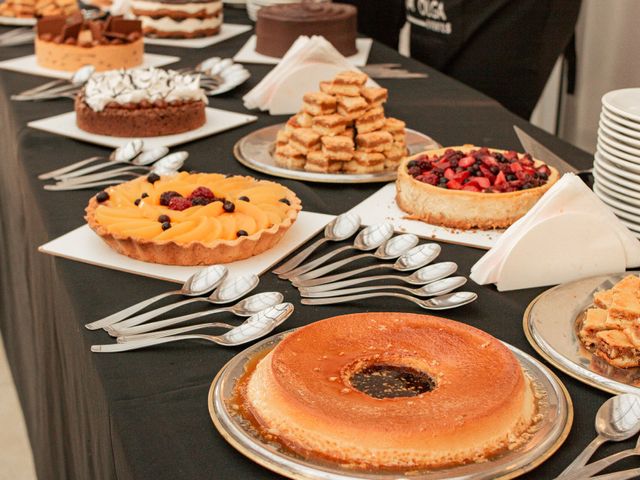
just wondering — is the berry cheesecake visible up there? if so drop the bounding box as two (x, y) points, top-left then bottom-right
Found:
(85, 172), (301, 265)
(396, 146), (559, 230)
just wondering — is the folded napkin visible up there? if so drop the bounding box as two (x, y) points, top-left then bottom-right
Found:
(242, 35), (367, 114)
(470, 173), (640, 291)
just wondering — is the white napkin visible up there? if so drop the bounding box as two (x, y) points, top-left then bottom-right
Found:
(242, 35), (365, 113)
(470, 173), (640, 290)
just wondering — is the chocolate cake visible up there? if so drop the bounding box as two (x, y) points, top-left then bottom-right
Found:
(75, 68), (208, 137)
(255, 3), (357, 57)
(35, 14), (143, 72)
(130, 0), (223, 38)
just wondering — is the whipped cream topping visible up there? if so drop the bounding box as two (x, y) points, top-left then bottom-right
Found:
(83, 67), (208, 112)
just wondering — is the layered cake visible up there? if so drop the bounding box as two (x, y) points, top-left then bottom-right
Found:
(85, 172), (301, 265)
(75, 67), (207, 137)
(255, 3), (357, 57)
(241, 312), (537, 469)
(396, 146), (559, 230)
(275, 71), (408, 174)
(0, 0), (77, 18)
(131, 0), (222, 38)
(35, 14), (143, 72)
(579, 275), (640, 369)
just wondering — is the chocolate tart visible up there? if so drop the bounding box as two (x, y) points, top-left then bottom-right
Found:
(85, 173), (301, 266)
(396, 145), (560, 230)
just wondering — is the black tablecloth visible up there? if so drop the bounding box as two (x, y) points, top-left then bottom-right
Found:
(0, 8), (627, 480)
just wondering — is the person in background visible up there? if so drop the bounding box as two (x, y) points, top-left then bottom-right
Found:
(338, 0), (582, 120)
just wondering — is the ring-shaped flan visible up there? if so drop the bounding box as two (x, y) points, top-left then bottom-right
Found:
(244, 312), (537, 470)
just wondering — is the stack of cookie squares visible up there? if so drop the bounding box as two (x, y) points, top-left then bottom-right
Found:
(274, 71), (408, 174)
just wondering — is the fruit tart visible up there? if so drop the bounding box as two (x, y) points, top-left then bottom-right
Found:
(85, 172), (301, 265)
(396, 145), (559, 230)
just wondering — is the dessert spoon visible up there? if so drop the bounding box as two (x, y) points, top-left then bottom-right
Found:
(560, 435), (640, 480)
(114, 292), (284, 339)
(54, 146), (170, 180)
(299, 261), (458, 293)
(290, 234), (419, 282)
(91, 303), (294, 353)
(106, 274), (260, 334)
(84, 265), (228, 330)
(556, 394), (640, 479)
(279, 222), (394, 279)
(292, 243), (441, 288)
(301, 291), (477, 310)
(14, 64), (94, 99)
(300, 276), (467, 298)
(44, 178), (139, 191)
(273, 212), (361, 275)
(39, 139), (143, 180)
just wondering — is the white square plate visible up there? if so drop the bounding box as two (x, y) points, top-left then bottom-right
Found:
(0, 53), (180, 79)
(233, 35), (373, 67)
(28, 107), (258, 149)
(348, 183), (502, 250)
(39, 211), (334, 284)
(144, 23), (252, 49)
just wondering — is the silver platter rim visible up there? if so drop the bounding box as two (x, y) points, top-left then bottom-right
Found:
(524, 271), (640, 395)
(232, 123), (440, 184)
(208, 327), (572, 480)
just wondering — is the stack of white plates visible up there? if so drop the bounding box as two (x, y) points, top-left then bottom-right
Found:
(593, 88), (640, 238)
(246, 0), (328, 21)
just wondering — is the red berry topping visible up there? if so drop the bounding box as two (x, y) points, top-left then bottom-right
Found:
(189, 187), (215, 200)
(168, 197), (192, 211)
(160, 191), (182, 206)
(406, 148), (551, 193)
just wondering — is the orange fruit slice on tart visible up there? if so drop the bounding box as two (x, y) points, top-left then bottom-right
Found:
(396, 145), (560, 230)
(85, 172), (301, 265)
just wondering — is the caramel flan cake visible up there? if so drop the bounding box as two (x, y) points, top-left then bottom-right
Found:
(242, 312), (538, 470)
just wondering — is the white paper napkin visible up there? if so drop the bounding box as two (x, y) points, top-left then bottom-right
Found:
(470, 173), (640, 289)
(242, 35), (366, 113)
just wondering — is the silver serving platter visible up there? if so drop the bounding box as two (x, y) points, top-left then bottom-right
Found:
(208, 329), (572, 480)
(233, 124), (440, 184)
(524, 271), (640, 395)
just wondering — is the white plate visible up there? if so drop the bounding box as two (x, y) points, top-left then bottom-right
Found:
(594, 180), (640, 210)
(348, 183), (502, 249)
(599, 120), (640, 149)
(596, 141), (640, 173)
(28, 107), (258, 149)
(595, 153), (640, 184)
(601, 113), (640, 141)
(144, 23), (252, 49)
(602, 88), (640, 123)
(38, 211), (333, 284)
(597, 138), (640, 165)
(594, 184), (640, 218)
(602, 105), (640, 131)
(594, 187), (640, 227)
(598, 129), (640, 157)
(594, 166), (640, 202)
(0, 16), (36, 26)
(594, 157), (640, 193)
(233, 35), (373, 67)
(0, 53), (179, 80)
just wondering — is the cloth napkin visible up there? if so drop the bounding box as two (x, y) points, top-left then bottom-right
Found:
(242, 36), (362, 112)
(470, 173), (640, 287)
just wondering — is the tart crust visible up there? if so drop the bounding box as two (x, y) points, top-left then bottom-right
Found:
(85, 176), (301, 266)
(396, 145), (560, 230)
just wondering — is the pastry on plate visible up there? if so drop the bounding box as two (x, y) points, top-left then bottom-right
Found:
(85, 172), (301, 265)
(75, 67), (207, 137)
(131, 0), (222, 38)
(396, 145), (559, 230)
(0, 0), (77, 19)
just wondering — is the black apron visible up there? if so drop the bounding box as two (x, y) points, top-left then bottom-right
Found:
(336, 0), (407, 49)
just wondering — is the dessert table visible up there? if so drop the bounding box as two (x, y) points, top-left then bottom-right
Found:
(0, 8), (629, 480)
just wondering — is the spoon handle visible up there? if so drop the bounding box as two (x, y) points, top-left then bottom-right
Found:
(589, 466), (640, 480)
(117, 322), (234, 343)
(39, 156), (104, 180)
(294, 264), (389, 288)
(301, 292), (421, 307)
(91, 334), (212, 353)
(44, 179), (130, 191)
(55, 160), (126, 180)
(55, 167), (145, 186)
(559, 449), (636, 480)
(297, 274), (405, 293)
(301, 284), (412, 298)
(112, 306), (229, 336)
(84, 290), (181, 330)
(108, 297), (207, 333)
(273, 237), (328, 275)
(557, 435), (607, 478)
(291, 252), (372, 282)
(278, 244), (353, 279)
